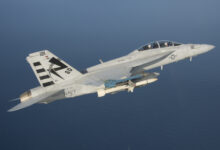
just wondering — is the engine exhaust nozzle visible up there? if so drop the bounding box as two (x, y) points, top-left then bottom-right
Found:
(20, 90), (32, 103)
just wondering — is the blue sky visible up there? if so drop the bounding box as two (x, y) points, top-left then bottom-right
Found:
(0, 0), (220, 150)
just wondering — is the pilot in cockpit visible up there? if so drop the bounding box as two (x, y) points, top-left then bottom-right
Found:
(164, 42), (168, 47)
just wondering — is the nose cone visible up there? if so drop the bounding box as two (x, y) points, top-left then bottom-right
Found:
(205, 44), (215, 51)
(202, 44), (215, 52)
(190, 44), (215, 56)
(193, 44), (215, 55)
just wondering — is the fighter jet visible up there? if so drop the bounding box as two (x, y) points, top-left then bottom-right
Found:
(8, 41), (215, 112)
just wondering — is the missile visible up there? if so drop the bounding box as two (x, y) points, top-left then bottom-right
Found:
(135, 78), (158, 87)
(97, 72), (159, 97)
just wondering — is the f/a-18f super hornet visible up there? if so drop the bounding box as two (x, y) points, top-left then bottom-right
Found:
(8, 41), (215, 112)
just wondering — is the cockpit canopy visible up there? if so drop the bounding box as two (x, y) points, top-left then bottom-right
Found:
(138, 41), (182, 51)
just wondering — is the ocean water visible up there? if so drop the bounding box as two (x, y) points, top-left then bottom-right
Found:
(0, 0), (220, 150)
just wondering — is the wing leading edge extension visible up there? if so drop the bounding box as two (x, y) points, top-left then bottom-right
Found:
(130, 51), (174, 75)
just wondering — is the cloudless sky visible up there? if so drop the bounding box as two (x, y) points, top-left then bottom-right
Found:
(0, 0), (220, 150)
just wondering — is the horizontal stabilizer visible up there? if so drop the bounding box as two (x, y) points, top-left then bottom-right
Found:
(8, 91), (60, 112)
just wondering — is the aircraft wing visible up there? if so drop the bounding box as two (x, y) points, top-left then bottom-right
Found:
(8, 90), (61, 112)
(78, 51), (173, 86)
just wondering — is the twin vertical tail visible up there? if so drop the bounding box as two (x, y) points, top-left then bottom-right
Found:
(26, 50), (82, 87)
